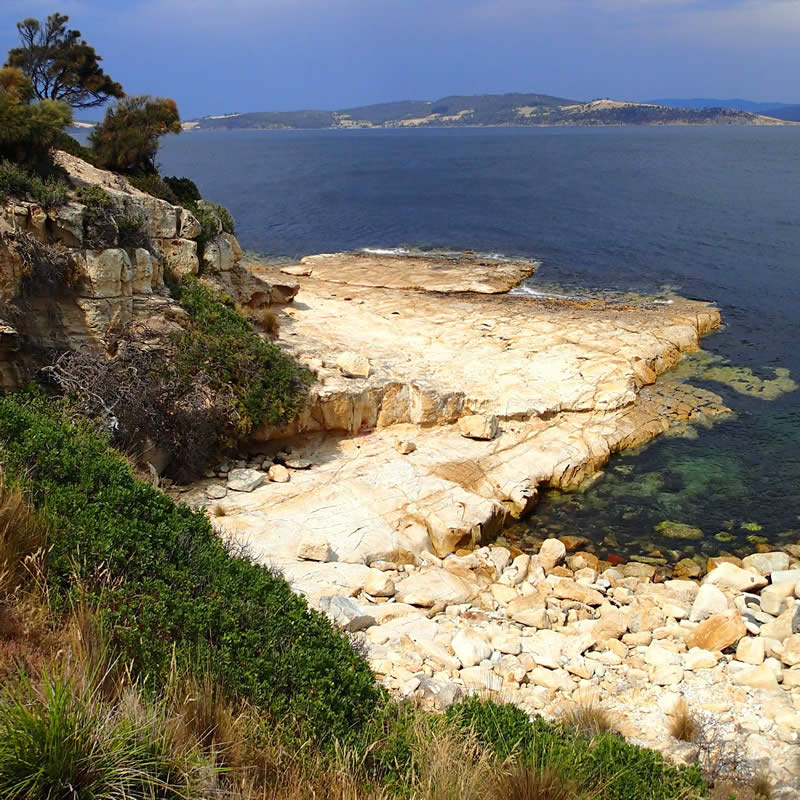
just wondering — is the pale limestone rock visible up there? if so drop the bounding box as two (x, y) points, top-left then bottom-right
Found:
(737, 637), (766, 666)
(458, 413), (498, 441)
(592, 609), (629, 643)
(49, 201), (85, 247)
(495, 654), (527, 683)
(227, 468), (265, 492)
(319, 595), (375, 632)
(131, 248), (155, 294)
(645, 644), (682, 667)
(686, 610), (746, 652)
(268, 464), (290, 483)
(297, 533), (333, 563)
(732, 663), (779, 691)
(281, 264), (313, 277)
(499, 553), (530, 586)
(492, 632), (522, 655)
(179, 208), (202, 239)
(551, 579), (604, 606)
(689, 584), (729, 623)
(527, 666), (575, 691)
(363, 569), (395, 597)
(488, 547), (512, 574)
(770, 569), (800, 585)
(703, 562), (768, 593)
(490, 583), (518, 605)
(782, 667), (800, 687)
(460, 666), (503, 691)
(742, 552), (791, 576)
(452, 631), (493, 668)
(538, 539), (567, 572)
(761, 583), (796, 616)
(157, 238), (198, 277)
(651, 665), (684, 686)
(684, 647), (719, 670)
(760, 606), (797, 642)
(203, 234), (236, 272)
(337, 351), (370, 378)
(206, 485), (227, 500)
(780, 635), (800, 667)
(395, 440), (416, 454)
(416, 640), (461, 671)
(81, 249), (132, 298)
(285, 457), (312, 470)
(506, 595), (547, 627)
(394, 569), (478, 608)
(520, 630), (567, 669)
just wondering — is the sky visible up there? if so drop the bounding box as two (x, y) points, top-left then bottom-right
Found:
(1, 0), (799, 119)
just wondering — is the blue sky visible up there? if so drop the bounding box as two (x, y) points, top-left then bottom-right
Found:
(1, 0), (798, 119)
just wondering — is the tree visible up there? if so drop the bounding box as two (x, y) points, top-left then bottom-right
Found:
(0, 65), (72, 167)
(6, 13), (123, 109)
(90, 96), (181, 174)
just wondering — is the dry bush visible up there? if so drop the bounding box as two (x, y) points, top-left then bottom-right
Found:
(669, 699), (699, 743)
(560, 701), (619, 738)
(259, 308), (280, 336)
(211, 503), (226, 517)
(711, 775), (773, 800)
(491, 763), (589, 800)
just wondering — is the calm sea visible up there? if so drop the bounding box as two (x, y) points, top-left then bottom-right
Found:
(158, 127), (800, 560)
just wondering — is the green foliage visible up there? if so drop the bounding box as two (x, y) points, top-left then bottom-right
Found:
(127, 173), (179, 204)
(52, 129), (96, 164)
(163, 176), (201, 206)
(0, 669), (210, 800)
(0, 393), (384, 745)
(115, 213), (149, 249)
(209, 201), (235, 235)
(0, 160), (69, 209)
(447, 698), (707, 800)
(76, 184), (113, 210)
(0, 66), (72, 172)
(7, 13), (124, 109)
(171, 277), (312, 436)
(90, 95), (181, 174)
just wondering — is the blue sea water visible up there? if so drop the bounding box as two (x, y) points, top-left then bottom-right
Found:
(158, 127), (800, 559)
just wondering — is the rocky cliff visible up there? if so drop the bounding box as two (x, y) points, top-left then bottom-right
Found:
(0, 151), (297, 388)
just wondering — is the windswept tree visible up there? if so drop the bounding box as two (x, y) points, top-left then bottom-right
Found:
(0, 65), (72, 167)
(6, 12), (123, 109)
(90, 96), (181, 174)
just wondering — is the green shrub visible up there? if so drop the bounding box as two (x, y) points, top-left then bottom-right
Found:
(163, 176), (201, 206)
(127, 173), (179, 204)
(115, 213), (150, 250)
(446, 698), (707, 800)
(76, 185), (118, 249)
(0, 669), (211, 800)
(209, 201), (235, 235)
(171, 277), (312, 436)
(0, 160), (69, 209)
(53, 130), (96, 165)
(190, 204), (221, 266)
(0, 393), (381, 745)
(76, 184), (113, 210)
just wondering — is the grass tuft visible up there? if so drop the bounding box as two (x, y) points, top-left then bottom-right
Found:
(669, 699), (699, 743)
(492, 763), (591, 800)
(560, 701), (618, 738)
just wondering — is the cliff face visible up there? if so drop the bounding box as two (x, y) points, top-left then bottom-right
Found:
(0, 152), (297, 387)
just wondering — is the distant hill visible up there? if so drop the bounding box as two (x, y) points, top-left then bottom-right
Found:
(650, 98), (793, 113)
(185, 93), (793, 131)
(758, 105), (800, 122)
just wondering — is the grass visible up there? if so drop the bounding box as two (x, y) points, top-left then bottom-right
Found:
(491, 763), (591, 800)
(260, 307), (280, 335)
(670, 700), (699, 743)
(560, 701), (619, 739)
(0, 160), (69, 209)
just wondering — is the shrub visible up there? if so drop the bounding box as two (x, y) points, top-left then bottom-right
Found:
(127, 173), (179, 205)
(0, 668), (211, 800)
(0, 393), (383, 746)
(446, 698), (707, 800)
(0, 160), (69, 209)
(163, 176), (201, 206)
(669, 699), (699, 743)
(90, 95), (181, 174)
(76, 184), (113, 210)
(115, 213), (150, 250)
(4, 231), (83, 299)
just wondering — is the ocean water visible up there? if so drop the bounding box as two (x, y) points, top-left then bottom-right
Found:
(158, 127), (800, 561)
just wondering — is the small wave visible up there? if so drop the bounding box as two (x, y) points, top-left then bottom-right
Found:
(510, 285), (582, 301)
(360, 247), (413, 256)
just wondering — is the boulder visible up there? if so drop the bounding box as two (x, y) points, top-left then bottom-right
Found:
(780, 635), (800, 667)
(337, 351), (370, 378)
(760, 582), (796, 616)
(673, 558), (703, 580)
(156, 238), (199, 278)
(769, 569), (800, 586)
(363, 569), (396, 597)
(731, 663), (779, 691)
(684, 647), (719, 670)
(527, 666), (574, 691)
(394, 569), (478, 608)
(742, 552), (790, 576)
(736, 637), (765, 666)
(506, 595), (548, 627)
(689, 584), (729, 623)
(491, 632), (522, 655)
(538, 538), (567, 571)
(703, 562), (768, 593)
(685, 610), (746, 652)
(655, 520), (703, 540)
(452, 631), (493, 668)
(395, 440), (417, 455)
(458, 414), (498, 441)
(297, 533), (333, 563)
(319, 595), (376, 632)
(520, 630), (567, 669)
(227, 468), (265, 492)
(206, 485), (227, 500)
(178, 208), (201, 239)
(268, 464), (290, 483)
(551, 578), (604, 606)
(759, 606), (797, 642)
(459, 666), (503, 692)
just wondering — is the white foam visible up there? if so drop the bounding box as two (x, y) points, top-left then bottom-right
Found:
(510, 285), (581, 301)
(361, 247), (413, 256)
